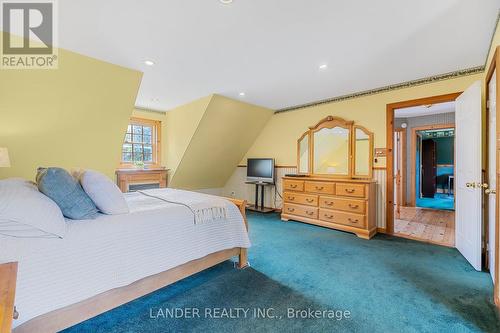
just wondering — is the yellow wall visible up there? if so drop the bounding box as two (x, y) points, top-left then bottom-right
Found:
(132, 95), (273, 189)
(163, 96), (211, 179)
(171, 95), (274, 189)
(243, 73), (483, 167)
(132, 96), (212, 183)
(0, 47), (142, 180)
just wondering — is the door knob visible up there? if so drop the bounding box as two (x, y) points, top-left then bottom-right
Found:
(466, 182), (487, 189)
(485, 189), (496, 195)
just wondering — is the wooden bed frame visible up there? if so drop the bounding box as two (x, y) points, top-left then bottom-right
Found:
(11, 198), (248, 333)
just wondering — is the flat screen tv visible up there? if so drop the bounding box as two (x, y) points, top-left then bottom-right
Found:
(247, 158), (275, 183)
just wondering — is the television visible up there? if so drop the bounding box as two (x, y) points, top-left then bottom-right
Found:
(247, 158), (275, 183)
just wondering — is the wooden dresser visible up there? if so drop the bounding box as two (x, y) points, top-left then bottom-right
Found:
(116, 168), (168, 192)
(281, 176), (377, 239)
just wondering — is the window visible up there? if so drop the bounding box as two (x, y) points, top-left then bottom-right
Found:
(121, 117), (161, 167)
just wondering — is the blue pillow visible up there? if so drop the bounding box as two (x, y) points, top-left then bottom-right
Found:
(36, 167), (99, 220)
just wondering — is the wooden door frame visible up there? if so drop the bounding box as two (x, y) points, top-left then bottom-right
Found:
(386, 92), (462, 235)
(394, 128), (407, 207)
(485, 46), (500, 309)
(409, 123), (456, 206)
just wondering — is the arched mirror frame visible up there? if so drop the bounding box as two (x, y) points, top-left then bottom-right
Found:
(352, 125), (374, 179)
(310, 116), (354, 178)
(296, 131), (310, 174)
(296, 116), (374, 179)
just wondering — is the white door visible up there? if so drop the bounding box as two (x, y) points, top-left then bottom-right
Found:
(455, 81), (483, 271)
(488, 71), (497, 281)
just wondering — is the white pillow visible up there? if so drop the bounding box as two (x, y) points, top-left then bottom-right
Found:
(0, 178), (66, 238)
(79, 170), (129, 215)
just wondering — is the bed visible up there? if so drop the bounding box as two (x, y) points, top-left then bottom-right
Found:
(0, 189), (250, 333)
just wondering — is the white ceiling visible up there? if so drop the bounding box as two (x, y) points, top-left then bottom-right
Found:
(395, 101), (455, 118)
(57, 0), (499, 111)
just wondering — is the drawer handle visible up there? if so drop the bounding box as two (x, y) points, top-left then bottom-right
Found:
(288, 196), (295, 200)
(287, 208), (295, 212)
(348, 204), (359, 209)
(325, 201), (334, 206)
(348, 218), (359, 223)
(306, 211), (315, 216)
(324, 214), (334, 219)
(315, 186), (324, 190)
(306, 198), (314, 203)
(13, 306), (19, 320)
(290, 184), (297, 188)
(345, 188), (355, 193)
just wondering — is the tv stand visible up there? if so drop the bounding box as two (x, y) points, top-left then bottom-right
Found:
(245, 181), (275, 213)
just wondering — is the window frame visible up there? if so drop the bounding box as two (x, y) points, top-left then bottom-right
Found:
(120, 117), (162, 169)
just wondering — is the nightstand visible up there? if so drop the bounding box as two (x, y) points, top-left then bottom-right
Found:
(0, 262), (18, 332)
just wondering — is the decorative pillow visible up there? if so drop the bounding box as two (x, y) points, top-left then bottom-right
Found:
(36, 167), (99, 220)
(0, 178), (66, 238)
(79, 169), (129, 215)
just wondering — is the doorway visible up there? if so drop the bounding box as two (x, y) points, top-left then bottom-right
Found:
(387, 86), (485, 272)
(393, 103), (456, 247)
(412, 125), (455, 211)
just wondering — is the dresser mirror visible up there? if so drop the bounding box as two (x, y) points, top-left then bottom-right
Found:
(313, 126), (350, 175)
(297, 133), (310, 174)
(353, 126), (374, 178)
(296, 116), (374, 179)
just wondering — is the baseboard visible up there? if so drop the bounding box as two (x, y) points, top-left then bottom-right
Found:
(245, 205), (281, 213)
(377, 227), (387, 234)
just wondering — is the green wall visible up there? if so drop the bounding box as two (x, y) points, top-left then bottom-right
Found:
(434, 137), (454, 165)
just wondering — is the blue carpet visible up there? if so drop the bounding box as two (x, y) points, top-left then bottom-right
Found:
(417, 193), (455, 210)
(63, 212), (499, 333)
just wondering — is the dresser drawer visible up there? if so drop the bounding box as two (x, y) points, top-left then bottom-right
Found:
(283, 204), (318, 219)
(284, 192), (318, 206)
(319, 209), (366, 228)
(336, 183), (365, 198)
(319, 196), (365, 214)
(283, 179), (304, 192)
(304, 181), (335, 194)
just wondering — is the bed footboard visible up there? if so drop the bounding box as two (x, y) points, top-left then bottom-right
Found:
(14, 197), (250, 333)
(226, 198), (249, 269)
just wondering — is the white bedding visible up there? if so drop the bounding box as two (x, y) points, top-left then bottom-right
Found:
(0, 190), (250, 329)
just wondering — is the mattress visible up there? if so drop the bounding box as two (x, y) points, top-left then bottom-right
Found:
(0, 191), (250, 328)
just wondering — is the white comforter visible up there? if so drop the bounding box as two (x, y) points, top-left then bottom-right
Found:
(0, 190), (250, 328)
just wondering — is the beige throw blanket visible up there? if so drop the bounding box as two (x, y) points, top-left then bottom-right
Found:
(138, 188), (229, 224)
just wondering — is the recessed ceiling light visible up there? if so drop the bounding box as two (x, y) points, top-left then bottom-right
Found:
(220, 0), (233, 4)
(319, 64), (328, 70)
(144, 60), (155, 66)
(239, 92), (245, 97)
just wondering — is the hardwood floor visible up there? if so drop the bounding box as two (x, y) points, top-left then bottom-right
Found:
(394, 206), (455, 247)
